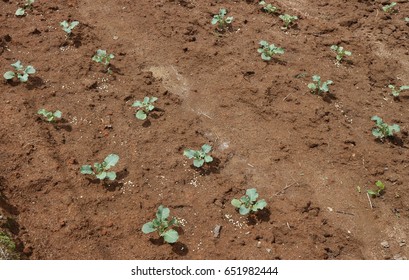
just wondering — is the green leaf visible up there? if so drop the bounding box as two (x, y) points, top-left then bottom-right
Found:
(25, 65), (36, 74)
(400, 86), (409, 91)
(193, 159), (204, 167)
(183, 149), (195, 159)
(204, 155), (213, 163)
(18, 73), (29, 82)
(3, 71), (15, 80)
(367, 190), (377, 196)
(136, 110), (147, 120)
(330, 45), (338, 51)
(211, 17), (218, 25)
(96, 171), (107, 180)
(312, 75), (320, 82)
(104, 154), (119, 169)
(389, 124), (400, 133)
(53, 110), (62, 119)
(132, 101), (142, 107)
(201, 144), (212, 153)
(80, 165), (94, 175)
(261, 53), (271, 61)
(142, 222), (156, 234)
(157, 205), (170, 221)
(106, 171), (116, 180)
(375, 180), (385, 190)
(253, 199), (267, 211)
(308, 83), (316, 90)
(372, 129), (383, 138)
(15, 8), (25, 16)
(371, 116), (382, 124)
(231, 199), (242, 208)
(147, 104), (155, 111)
(162, 229), (179, 243)
(321, 83), (329, 92)
(246, 188), (259, 202)
(239, 205), (250, 215)
(11, 61), (23, 71)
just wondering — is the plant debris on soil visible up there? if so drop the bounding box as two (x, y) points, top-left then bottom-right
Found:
(0, 0), (408, 260)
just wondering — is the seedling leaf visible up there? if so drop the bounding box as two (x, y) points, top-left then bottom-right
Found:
(142, 222), (156, 234)
(162, 229), (179, 243)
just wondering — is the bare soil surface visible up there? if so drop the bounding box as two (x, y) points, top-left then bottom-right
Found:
(1, 0), (409, 260)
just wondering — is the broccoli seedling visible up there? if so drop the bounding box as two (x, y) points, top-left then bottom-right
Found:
(231, 188), (267, 215)
(80, 154), (119, 180)
(388, 84), (409, 97)
(132, 96), (158, 120)
(371, 116), (400, 140)
(211, 8), (234, 32)
(3, 60), (36, 83)
(259, 1), (279, 14)
(37, 109), (62, 122)
(367, 181), (385, 197)
(183, 144), (213, 168)
(279, 14), (298, 29)
(257, 40), (284, 61)
(308, 75), (333, 95)
(382, 2), (397, 13)
(60, 20), (79, 35)
(15, 0), (35, 16)
(330, 45), (352, 63)
(142, 205), (179, 244)
(92, 49), (114, 73)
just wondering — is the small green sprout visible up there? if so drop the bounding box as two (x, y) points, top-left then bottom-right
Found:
(308, 75), (333, 94)
(388, 84), (409, 97)
(142, 205), (179, 244)
(15, 0), (35, 16)
(92, 49), (114, 73)
(132, 96), (158, 120)
(211, 8), (234, 31)
(257, 40), (284, 61)
(259, 1), (279, 14)
(371, 116), (400, 140)
(3, 60), (36, 83)
(183, 144), (213, 168)
(279, 14), (298, 29)
(330, 45), (352, 63)
(367, 181), (385, 197)
(60, 20), (79, 35)
(231, 188), (267, 215)
(37, 109), (62, 122)
(80, 154), (119, 181)
(382, 2), (397, 13)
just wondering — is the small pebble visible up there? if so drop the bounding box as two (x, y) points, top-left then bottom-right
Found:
(213, 225), (222, 238)
(399, 240), (406, 247)
(257, 241), (262, 248)
(381, 241), (390, 248)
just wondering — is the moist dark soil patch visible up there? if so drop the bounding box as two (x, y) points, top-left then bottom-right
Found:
(1, 0), (408, 260)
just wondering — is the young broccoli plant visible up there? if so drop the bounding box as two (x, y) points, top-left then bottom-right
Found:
(38, 109), (62, 122)
(211, 8), (234, 32)
(388, 84), (409, 97)
(80, 154), (119, 181)
(371, 116), (400, 140)
(3, 60), (36, 83)
(367, 181), (385, 197)
(259, 1), (279, 14)
(330, 45), (352, 63)
(308, 75), (333, 95)
(257, 40), (284, 61)
(142, 205), (179, 244)
(132, 96), (158, 120)
(183, 144), (213, 168)
(92, 49), (114, 73)
(382, 2), (397, 13)
(60, 20), (79, 35)
(15, 0), (35, 16)
(231, 188), (267, 215)
(279, 14), (298, 29)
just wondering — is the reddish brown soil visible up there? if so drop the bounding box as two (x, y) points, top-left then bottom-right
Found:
(1, 0), (409, 260)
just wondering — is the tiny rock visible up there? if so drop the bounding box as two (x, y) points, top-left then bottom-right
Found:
(257, 241), (262, 248)
(399, 240), (406, 247)
(213, 225), (222, 238)
(393, 254), (406, 260)
(381, 241), (390, 248)
(266, 248), (272, 253)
